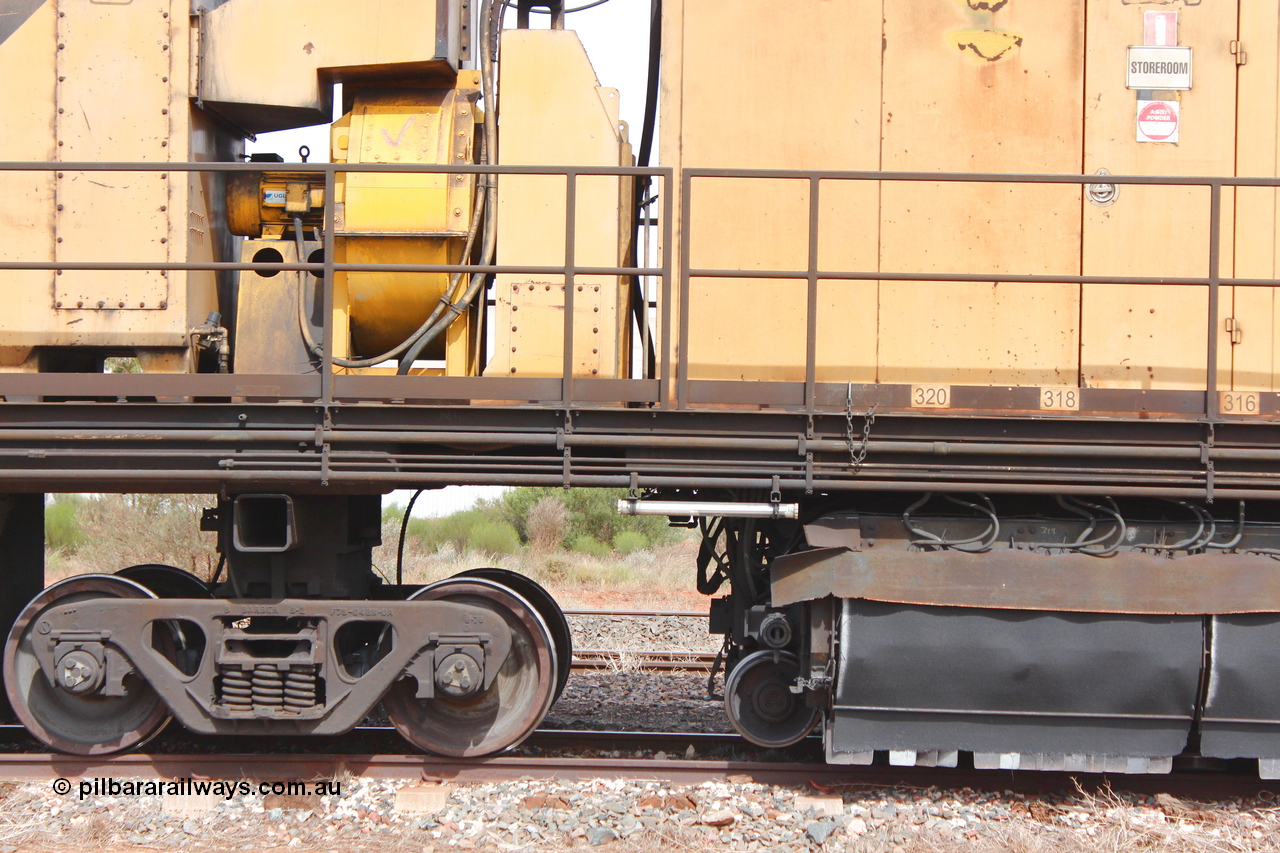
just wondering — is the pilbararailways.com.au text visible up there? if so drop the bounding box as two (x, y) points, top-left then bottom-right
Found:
(55, 777), (342, 800)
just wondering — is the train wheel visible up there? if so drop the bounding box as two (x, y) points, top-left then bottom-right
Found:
(383, 577), (556, 757)
(3, 575), (172, 755)
(724, 650), (819, 748)
(115, 564), (212, 678)
(115, 564), (213, 600)
(455, 568), (572, 701)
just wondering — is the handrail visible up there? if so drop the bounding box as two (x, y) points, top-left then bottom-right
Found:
(1, 161), (1279, 422)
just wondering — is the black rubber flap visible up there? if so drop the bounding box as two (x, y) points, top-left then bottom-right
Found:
(1202, 615), (1280, 760)
(831, 600), (1201, 757)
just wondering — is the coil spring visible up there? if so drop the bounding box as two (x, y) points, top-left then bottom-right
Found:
(219, 667), (253, 709)
(251, 665), (285, 707)
(283, 665), (318, 709)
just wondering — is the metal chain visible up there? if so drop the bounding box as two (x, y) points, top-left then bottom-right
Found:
(846, 383), (876, 474)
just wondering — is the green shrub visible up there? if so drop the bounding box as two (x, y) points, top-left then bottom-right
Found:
(612, 530), (648, 555)
(570, 534), (611, 559)
(488, 487), (676, 549)
(382, 502), (405, 526)
(466, 520), (521, 555)
(526, 495), (569, 552)
(45, 495), (87, 554)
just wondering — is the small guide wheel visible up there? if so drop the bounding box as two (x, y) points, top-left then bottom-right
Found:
(115, 564), (212, 677)
(456, 567), (572, 701)
(115, 563), (213, 600)
(3, 574), (172, 756)
(383, 577), (557, 757)
(724, 649), (820, 748)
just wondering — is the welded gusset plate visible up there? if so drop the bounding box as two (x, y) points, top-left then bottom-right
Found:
(773, 547), (1280, 615)
(829, 600), (1201, 761)
(1201, 615), (1280, 761)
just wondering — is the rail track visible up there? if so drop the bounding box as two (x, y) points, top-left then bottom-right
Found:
(0, 735), (1271, 801)
(570, 650), (716, 671)
(5, 609), (1264, 802)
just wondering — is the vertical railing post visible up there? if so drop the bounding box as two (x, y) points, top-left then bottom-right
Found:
(677, 170), (692, 409)
(561, 170), (577, 407)
(805, 176), (820, 412)
(321, 163), (336, 406)
(659, 169), (674, 409)
(1207, 180), (1221, 421)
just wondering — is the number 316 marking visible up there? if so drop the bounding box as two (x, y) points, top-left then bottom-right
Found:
(1220, 391), (1261, 415)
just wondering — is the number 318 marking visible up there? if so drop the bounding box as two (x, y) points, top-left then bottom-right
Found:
(1220, 391), (1261, 415)
(1040, 387), (1080, 411)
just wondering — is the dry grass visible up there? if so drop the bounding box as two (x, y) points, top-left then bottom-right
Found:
(375, 525), (701, 606)
(42, 497), (701, 607)
(46, 494), (218, 584)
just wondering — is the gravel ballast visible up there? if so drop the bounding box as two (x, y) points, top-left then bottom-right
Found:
(6, 776), (1280, 852)
(3, 611), (1277, 851)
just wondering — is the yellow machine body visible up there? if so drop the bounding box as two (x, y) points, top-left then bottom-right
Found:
(661, 0), (1280, 393)
(0, 0), (230, 372)
(0, 0), (463, 374)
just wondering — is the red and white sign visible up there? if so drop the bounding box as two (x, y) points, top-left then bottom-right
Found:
(1137, 99), (1179, 143)
(1144, 11), (1177, 47)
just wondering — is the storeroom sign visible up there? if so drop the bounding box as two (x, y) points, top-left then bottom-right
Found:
(1127, 46), (1192, 90)
(1136, 99), (1179, 144)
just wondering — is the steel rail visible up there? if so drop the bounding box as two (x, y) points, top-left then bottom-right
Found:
(570, 650), (715, 672)
(0, 747), (1272, 799)
(563, 610), (705, 618)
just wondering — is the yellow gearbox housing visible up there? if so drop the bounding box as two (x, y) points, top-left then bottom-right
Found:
(332, 77), (482, 370)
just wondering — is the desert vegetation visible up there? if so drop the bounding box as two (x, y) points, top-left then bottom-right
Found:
(42, 489), (699, 605)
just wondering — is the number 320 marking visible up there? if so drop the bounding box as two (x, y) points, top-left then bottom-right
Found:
(910, 385), (950, 408)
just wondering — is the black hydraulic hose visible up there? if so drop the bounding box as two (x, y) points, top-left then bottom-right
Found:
(629, 0), (662, 379)
(396, 488), (424, 585)
(207, 552), (226, 592)
(636, 0), (661, 171)
(293, 215), (322, 363)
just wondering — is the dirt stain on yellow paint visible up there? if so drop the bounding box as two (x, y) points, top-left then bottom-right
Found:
(947, 29), (1024, 62)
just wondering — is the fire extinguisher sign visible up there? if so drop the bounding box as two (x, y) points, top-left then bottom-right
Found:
(1136, 99), (1179, 144)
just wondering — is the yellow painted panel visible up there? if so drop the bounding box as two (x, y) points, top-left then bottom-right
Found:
(1081, 0), (1237, 390)
(54, 0), (171, 311)
(879, 0), (1084, 386)
(1232, 287), (1273, 391)
(485, 30), (629, 379)
(200, 0), (457, 133)
(0, 0), (56, 355)
(1235, 0), (1280, 391)
(878, 281), (1081, 386)
(675, 0), (882, 383)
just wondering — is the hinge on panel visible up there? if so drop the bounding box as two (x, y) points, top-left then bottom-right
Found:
(1231, 40), (1248, 66)
(1226, 317), (1243, 345)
